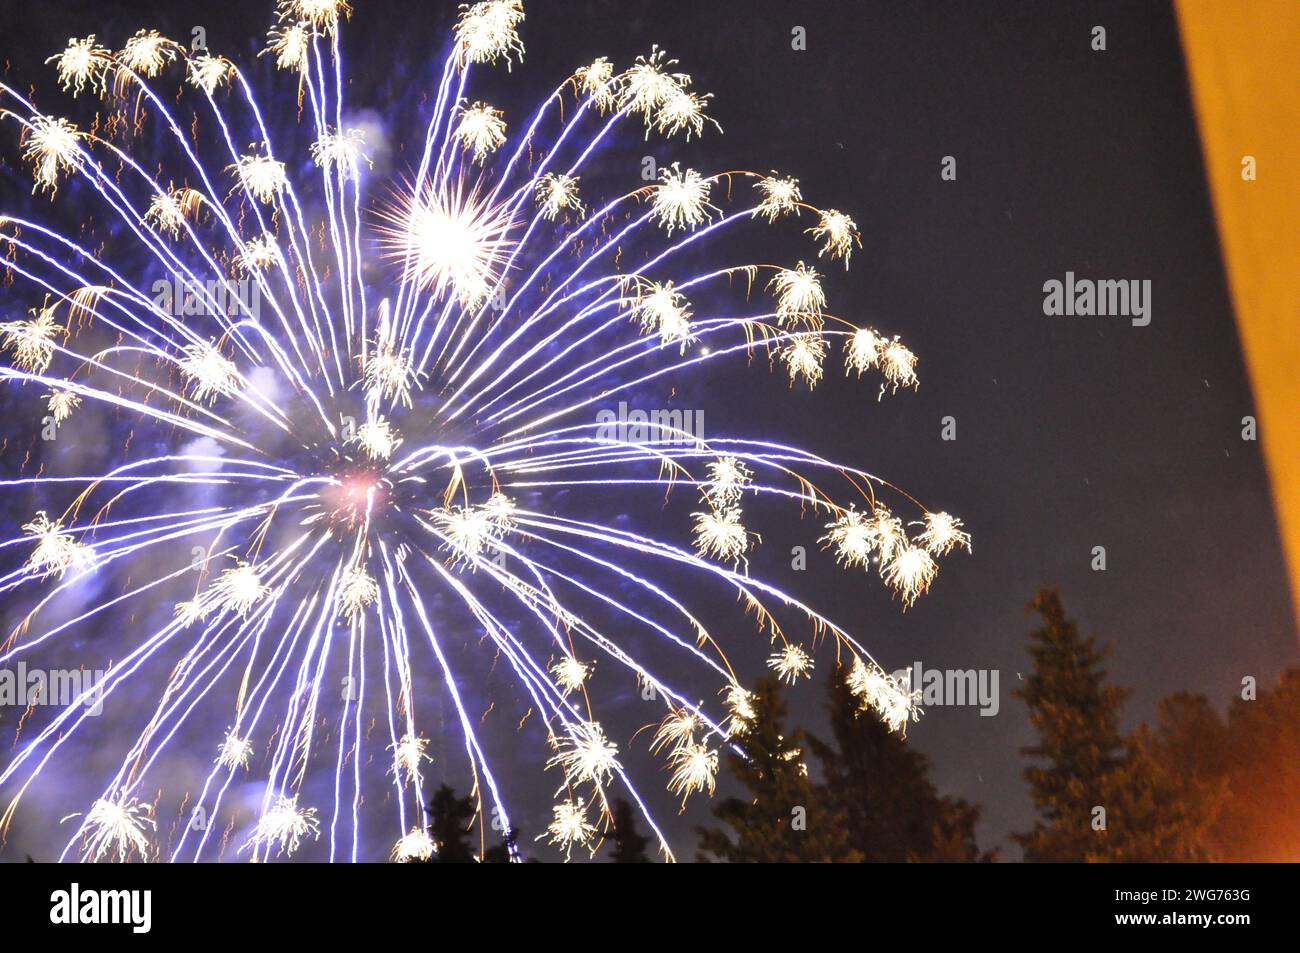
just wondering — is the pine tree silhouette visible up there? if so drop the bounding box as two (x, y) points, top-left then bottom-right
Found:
(1013, 588), (1129, 860)
(1092, 697), (1225, 861)
(697, 677), (847, 862)
(608, 798), (651, 862)
(810, 663), (993, 861)
(1011, 589), (1300, 861)
(1212, 669), (1300, 859)
(420, 784), (477, 863)
(482, 825), (522, 863)
(1133, 671), (1300, 861)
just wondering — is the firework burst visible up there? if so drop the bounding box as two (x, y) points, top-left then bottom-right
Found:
(82, 794), (156, 862)
(0, 0), (968, 863)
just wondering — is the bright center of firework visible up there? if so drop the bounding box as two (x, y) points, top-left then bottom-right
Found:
(377, 178), (516, 308)
(320, 468), (387, 523)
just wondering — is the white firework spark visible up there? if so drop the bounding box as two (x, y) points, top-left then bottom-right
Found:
(865, 503), (907, 563)
(702, 456), (752, 507)
(542, 798), (596, 860)
(808, 209), (860, 265)
(143, 186), (205, 239)
(433, 502), (506, 564)
(235, 233), (283, 273)
(178, 342), (240, 403)
(630, 279), (695, 352)
(280, 0), (352, 36)
(848, 657), (923, 735)
(362, 338), (417, 407)
(229, 152), (288, 203)
(338, 565), (380, 618)
(211, 560), (270, 617)
(655, 87), (718, 140)
(84, 794), (155, 862)
(45, 389), (81, 425)
(573, 57), (617, 112)
(767, 644), (814, 683)
(353, 417), (403, 460)
(821, 507), (875, 569)
(390, 733), (432, 783)
(534, 172), (584, 221)
(263, 22), (312, 73)
(845, 326), (886, 376)
(216, 731), (255, 770)
(47, 36), (111, 97)
(391, 827), (435, 862)
(453, 101), (507, 164)
(779, 332), (827, 388)
(1, 307), (63, 373)
(454, 0), (525, 70)
(481, 491), (517, 527)
(377, 178), (516, 308)
(667, 740), (718, 803)
(769, 262), (826, 326)
(651, 708), (701, 753)
(187, 54), (235, 94)
(174, 598), (210, 628)
(244, 794), (320, 857)
(651, 163), (715, 233)
(880, 544), (939, 609)
(620, 46), (688, 125)
(548, 721), (619, 787)
(691, 505), (753, 567)
(23, 512), (95, 579)
(723, 684), (757, 736)
(754, 174), (802, 222)
(20, 116), (83, 195)
(549, 655), (592, 696)
(311, 128), (371, 178)
(878, 335), (920, 397)
(914, 511), (972, 557)
(119, 30), (183, 78)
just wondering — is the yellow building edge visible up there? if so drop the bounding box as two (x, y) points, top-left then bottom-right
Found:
(1176, 0), (1300, 630)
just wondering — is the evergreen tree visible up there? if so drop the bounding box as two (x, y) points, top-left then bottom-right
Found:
(422, 784), (477, 863)
(810, 664), (991, 862)
(1098, 671), (1300, 861)
(697, 677), (847, 862)
(929, 798), (993, 862)
(1090, 706), (1225, 861)
(1213, 668), (1300, 860)
(608, 798), (651, 862)
(1145, 691), (1230, 781)
(1013, 589), (1129, 861)
(1012, 589), (1300, 861)
(482, 826), (521, 863)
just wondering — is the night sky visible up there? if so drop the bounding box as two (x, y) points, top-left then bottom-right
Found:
(1, 0), (1295, 861)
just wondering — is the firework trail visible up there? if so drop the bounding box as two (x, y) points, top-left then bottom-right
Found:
(0, 0), (969, 861)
